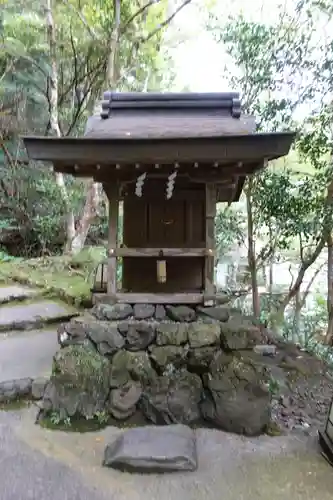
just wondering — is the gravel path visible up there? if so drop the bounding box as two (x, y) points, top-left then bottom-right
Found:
(0, 406), (331, 500)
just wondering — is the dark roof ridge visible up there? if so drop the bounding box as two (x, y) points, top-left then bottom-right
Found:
(100, 91), (242, 119)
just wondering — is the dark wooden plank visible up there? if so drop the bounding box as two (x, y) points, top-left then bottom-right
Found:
(94, 292), (205, 304)
(204, 183), (217, 304)
(104, 183), (119, 294)
(107, 248), (214, 257)
(93, 292), (230, 305)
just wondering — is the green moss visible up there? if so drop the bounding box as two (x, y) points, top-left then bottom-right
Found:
(53, 344), (111, 388)
(0, 247), (106, 307)
(0, 400), (31, 411)
(39, 414), (110, 432)
(39, 410), (150, 432)
(265, 421), (284, 437)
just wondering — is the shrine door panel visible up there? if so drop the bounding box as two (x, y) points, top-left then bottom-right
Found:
(122, 194), (205, 292)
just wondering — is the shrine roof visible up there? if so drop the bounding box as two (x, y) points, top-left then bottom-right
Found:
(22, 92), (296, 181)
(84, 91), (256, 139)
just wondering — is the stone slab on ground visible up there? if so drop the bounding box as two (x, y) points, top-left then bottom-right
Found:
(0, 285), (39, 304)
(0, 300), (78, 331)
(103, 424), (197, 472)
(0, 328), (58, 383)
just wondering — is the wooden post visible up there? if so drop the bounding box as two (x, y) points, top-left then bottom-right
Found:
(204, 183), (216, 305)
(105, 183), (119, 295)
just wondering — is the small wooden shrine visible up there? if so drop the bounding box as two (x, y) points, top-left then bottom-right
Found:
(23, 92), (295, 305)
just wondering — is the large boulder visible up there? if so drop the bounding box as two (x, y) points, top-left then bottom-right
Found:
(103, 424), (197, 472)
(42, 345), (112, 420)
(93, 303), (133, 321)
(186, 346), (218, 372)
(200, 352), (271, 436)
(0, 378), (32, 403)
(140, 370), (203, 425)
(110, 350), (156, 388)
(166, 305), (196, 322)
(124, 322), (156, 351)
(108, 381), (142, 420)
(155, 305), (166, 320)
(220, 316), (262, 351)
(57, 321), (91, 347)
(197, 306), (230, 322)
(58, 320), (125, 356)
(133, 304), (155, 320)
(187, 323), (221, 348)
(149, 345), (186, 370)
(155, 323), (188, 346)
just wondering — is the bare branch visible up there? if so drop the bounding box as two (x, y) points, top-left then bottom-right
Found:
(0, 59), (14, 83)
(121, 0), (161, 35)
(280, 235), (325, 310)
(288, 263), (295, 291)
(61, 0), (98, 40)
(300, 262), (325, 309)
(141, 0), (192, 44)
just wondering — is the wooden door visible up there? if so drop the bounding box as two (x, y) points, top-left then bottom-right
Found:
(122, 181), (206, 292)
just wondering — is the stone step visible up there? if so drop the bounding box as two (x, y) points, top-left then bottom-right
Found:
(0, 328), (58, 383)
(0, 285), (40, 305)
(0, 300), (79, 332)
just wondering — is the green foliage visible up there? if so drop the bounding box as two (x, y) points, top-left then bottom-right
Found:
(283, 292), (328, 347)
(253, 168), (328, 250)
(44, 409), (110, 431)
(209, 5), (319, 130)
(0, 249), (15, 261)
(0, 0), (188, 256)
(215, 206), (245, 258)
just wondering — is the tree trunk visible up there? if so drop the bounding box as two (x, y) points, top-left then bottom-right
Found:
(45, 0), (98, 255)
(246, 179), (260, 319)
(69, 182), (99, 253)
(268, 223), (274, 315)
(293, 289), (302, 344)
(45, 0), (76, 248)
(326, 232), (333, 344)
(106, 0), (121, 88)
(272, 236), (325, 333)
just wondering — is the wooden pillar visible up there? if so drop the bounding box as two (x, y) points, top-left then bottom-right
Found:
(204, 183), (216, 305)
(105, 183), (119, 295)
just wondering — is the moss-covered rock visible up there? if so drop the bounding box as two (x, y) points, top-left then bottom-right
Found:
(200, 352), (271, 436)
(110, 350), (156, 387)
(149, 345), (186, 370)
(155, 323), (188, 346)
(188, 323), (221, 348)
(42, 345), (112, 420)
(140, 370), (202, 425)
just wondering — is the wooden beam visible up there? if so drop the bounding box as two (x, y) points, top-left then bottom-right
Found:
(93, 292), (231, 305)
(107, 248), (213, 258)
(104, 183), (119, 295)
(204, 183), (217, 304)
(92, 166), (249, 184)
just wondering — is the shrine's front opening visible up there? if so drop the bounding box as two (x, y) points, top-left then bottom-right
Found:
(122, 179), (206, 293)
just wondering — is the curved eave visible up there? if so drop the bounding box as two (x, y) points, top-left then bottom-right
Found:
(22, 132), (296, 166)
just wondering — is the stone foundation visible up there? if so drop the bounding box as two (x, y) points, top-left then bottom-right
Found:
(42, 303), (273, 436)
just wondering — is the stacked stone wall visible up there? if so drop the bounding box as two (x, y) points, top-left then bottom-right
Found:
(43, 303), (272, 436)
